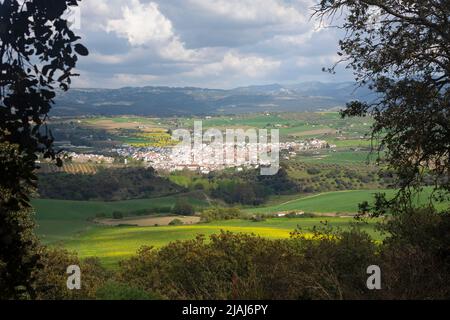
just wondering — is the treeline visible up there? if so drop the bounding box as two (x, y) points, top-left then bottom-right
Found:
(168, 163), (392, 206)
(209, 167), (299, 205)
(200, 207), (242, 222)
(286, 162), (389, 193)
(37, 162), (392, 205)
(38, 167), (184, 201)
(38, 165), (299, 205)
(31, 208), (450, 300)
(102, 200), (196, 220)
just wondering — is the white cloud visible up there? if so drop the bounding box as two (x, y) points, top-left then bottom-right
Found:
(72, 70), (159, 89)
(106, 1), (173, 45)
(187, 51), (280, 78)
(104, 0), (197, 61)
(188, 0), (307, 24)
(72, 0), (351, 88)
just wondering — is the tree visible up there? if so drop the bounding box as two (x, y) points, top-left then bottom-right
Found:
(168, 218), (184, 226)
(172, 200), (195, 216)
(314, 0), (450, 205)
(0, 0), (88, 298)
(112, 211), (124, 220)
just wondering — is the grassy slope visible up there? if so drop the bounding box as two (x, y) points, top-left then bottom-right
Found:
(294, 151), (372, 165)
(244, 188), (447, 215)
(35, 188), (447, 244)
(33, 195), (207, 243)
(63, 217), (380, 268)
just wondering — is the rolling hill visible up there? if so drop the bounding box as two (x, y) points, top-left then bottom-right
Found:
(52, 82), (372, 117)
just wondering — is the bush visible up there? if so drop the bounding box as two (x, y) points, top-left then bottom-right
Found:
(112, 211), (124, 219)
(306, 167), (321, 175)
(250, 214), (266, 222)
(285, 212), (315, 218)
(32, 247), (108, 300)
(376, 208), (450, 299)
(169, 219), (184, 226)
(116, 228), (378, 300)
(116, 207), (450, 300)
(32, 207), (450, 300)
(96, 281), (162, 300)
(200, 207), (242, 223)
(172, 200), (195, 216)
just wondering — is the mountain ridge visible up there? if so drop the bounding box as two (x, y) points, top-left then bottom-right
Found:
(52, 81), (372, 117)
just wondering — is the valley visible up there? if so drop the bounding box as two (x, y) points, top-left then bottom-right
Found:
(34, 111), (449, 268)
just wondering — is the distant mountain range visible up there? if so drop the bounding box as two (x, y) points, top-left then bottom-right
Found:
(52, 82), (373, 117)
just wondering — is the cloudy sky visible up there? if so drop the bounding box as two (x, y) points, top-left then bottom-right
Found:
(73, 0), (353, 89)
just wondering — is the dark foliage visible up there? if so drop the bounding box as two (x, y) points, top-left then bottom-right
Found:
(0, 0), (87, 298)
(210, 167), (298, 205)
(200, 207), (242, 223)
(172, 200), (195, 216)
(314, 0), (450, 204)
(113, 209), (450, 300)
(38, 167), (184, 201)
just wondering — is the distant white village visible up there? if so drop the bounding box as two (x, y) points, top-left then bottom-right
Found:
(64, 138), (335, 175)
(64, 152), (115, 164)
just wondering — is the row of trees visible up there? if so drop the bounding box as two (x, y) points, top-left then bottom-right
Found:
(37, 165), (299, 205)
(105, 200), (196, 220)
(210, 167), (299, 205)
(38, 167), (184, 201)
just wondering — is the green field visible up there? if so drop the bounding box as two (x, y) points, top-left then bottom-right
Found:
(35, 112), (447, 269)
(33, 195), (208, 243)
(34, 187), (449, 268)
(166, 112), (373, 142)
(244, 190), (390, 214)
(35, 187), (446, 242)
(62, 217), (380, 268)
(294, 151), (374, 164)
(34, 190), (389, 268)
(66, 112), (381, 167)
(244, 188), (447, 215)
(34, 190), (379, 243)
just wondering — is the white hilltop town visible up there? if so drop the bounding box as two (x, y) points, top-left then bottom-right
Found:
(52, 138), (335, 175)
(112, 138), (335, 174)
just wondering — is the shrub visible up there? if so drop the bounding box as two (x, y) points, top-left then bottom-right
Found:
(32, 247), (108, 300)
(116, 228), (380, 300)
(306, 167), (321, 175)
(250, 214), (266, 222)
(96, 281), (162, 300)
(200, 207), (242, 223)
(169, 219), (184, 226)
(376, 208), (450, 299)
(112, 211), (124, 219)
(285, 212), (315, 218)
(172, 200), (195, 216)
(32, 208), (450, 300)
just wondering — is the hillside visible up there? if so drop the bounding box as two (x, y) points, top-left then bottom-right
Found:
(52, 82), (372, 117)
